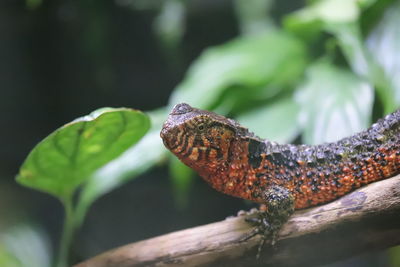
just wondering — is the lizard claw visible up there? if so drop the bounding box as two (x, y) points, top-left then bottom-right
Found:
(239, 213), (272, 242)
(244, 216), (262, 225)
(239, 209), (282, 258)
(239, 224), (261, 242)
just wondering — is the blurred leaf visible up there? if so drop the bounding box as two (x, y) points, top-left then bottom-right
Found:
(284, 0), (379, 39)
(329, 23), (370, 75)
(389, 245), (400, 267)
(295, 60), (374, 145)
(358, 0), (380, 8)
(309, 0), (360, 23)
(0, 224), (51, 267)
(211, 84), (282, 115)
(0, 247), (20, 267)
(367, 0), (400, 109)
(16, 108), (150, 200)
(234, 0), (275, 35)
(285, 0), (396, 113)
(284, 0), (360, 39)
(237, 96), (300, 143)
(75, 108), (167, 225)
(284, 14), (323, 41)
(79, 131), (165, 204)
(169, 31), (307, 110)
(153, 0), (186, 49)
(360, 0), (396, 33)
(330, 22), (396, 114)
(169, 156), (194, 210)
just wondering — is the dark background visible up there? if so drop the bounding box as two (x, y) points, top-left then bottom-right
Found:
(0, 0), (395, 266)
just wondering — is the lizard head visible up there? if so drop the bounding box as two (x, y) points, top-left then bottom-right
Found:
(161, 103), (247, 174)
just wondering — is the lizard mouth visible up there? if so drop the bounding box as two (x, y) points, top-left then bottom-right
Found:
(160, 103), (194, 149)
(160, 126), (174, 150)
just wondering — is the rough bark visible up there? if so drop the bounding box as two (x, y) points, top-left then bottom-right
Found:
(75, 175), (400, 267)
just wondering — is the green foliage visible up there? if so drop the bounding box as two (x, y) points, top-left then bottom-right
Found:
(17, 108), (150, 200)
(75, 108), (167, 226)
(296, 60), (374, 144)
(284, 0), (397, 113)
(0, 248), (20, 267)
(236, 96), (300, 143)
(169, 31), (308, 110)
(367, 0), (400, 108)
(16, 108), (150, 267)
(234, 0), (275, 35)
(0, 224), (51, 267)
(389, 245), (400, 267)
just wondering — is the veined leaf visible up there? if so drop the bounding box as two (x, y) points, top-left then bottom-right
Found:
(75, 108), (168, 225)
(16, 108), (150, 199)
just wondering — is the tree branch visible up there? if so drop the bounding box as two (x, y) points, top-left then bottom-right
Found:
(75, 175), (400, 267)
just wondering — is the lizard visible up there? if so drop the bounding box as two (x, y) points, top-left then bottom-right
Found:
(160, 103), (400, 254)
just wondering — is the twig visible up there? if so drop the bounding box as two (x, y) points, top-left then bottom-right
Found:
(75, 175), (400, 267)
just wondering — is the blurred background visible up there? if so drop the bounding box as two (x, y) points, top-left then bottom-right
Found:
(1, 0), (400, 266)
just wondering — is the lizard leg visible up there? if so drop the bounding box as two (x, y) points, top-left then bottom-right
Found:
(240, 185), (295, 256)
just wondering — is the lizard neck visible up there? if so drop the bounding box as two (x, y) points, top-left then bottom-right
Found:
(199, 136), (270, 202)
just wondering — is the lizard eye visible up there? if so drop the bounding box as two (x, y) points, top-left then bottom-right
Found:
(197, 124), (205, 131)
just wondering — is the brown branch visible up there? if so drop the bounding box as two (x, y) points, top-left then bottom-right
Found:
(75, 175), (400, 267)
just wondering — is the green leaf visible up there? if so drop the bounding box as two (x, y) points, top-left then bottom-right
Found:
(284, 0), (396, 114)
(295, 60), (374, 145)
(360, 0), (397, 32)
(16, 108), (150, 199)
(169, 31), (307, 110)
(328, 22), (396, 114)
(389, 245), (400, 267)
(358, 0), (380, 8)
(284, 13), (323, 41)
(75, 108), (167, 225)
(284, 0), (360, 38)
(284, 0), (378, 39)
(236, 96), (300, 143)
(367, 1), (400, 109)
(0, 248), (21, 267)
(309, 0), (360, 23)
(0, 224), (51, 267)
(233, 0), (275, 35)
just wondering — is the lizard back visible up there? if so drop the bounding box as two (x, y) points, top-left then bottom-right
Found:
(161, 103), (400, 209)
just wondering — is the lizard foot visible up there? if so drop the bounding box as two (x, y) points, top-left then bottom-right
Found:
(239, 185), (295, 258)
(239, 212), (279, 258)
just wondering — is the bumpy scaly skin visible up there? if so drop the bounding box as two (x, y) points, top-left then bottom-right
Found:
(160, 103), (400, 245)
